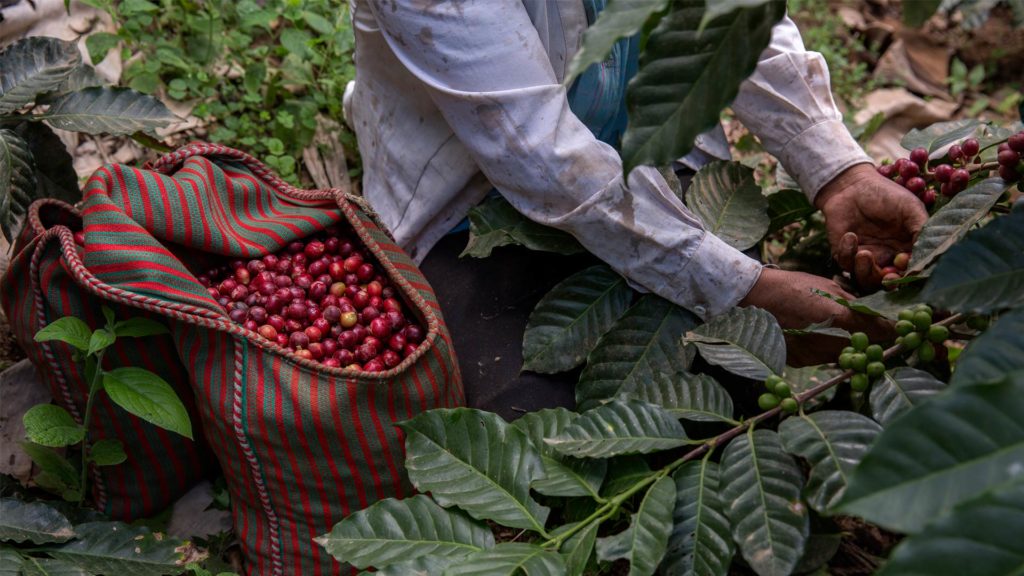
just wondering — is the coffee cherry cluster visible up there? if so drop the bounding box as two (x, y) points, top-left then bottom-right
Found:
(759, 375), (798, 413)
(880, 251), (910, 288)
(198, 229), (425, 372)
(894, 305), (946, 365)
(997, 131), (1024, 182)
(878, 137), (982, 207)
(839, 332), (885, 393)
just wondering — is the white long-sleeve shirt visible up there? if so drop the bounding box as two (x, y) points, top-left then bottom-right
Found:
(344, 0), (872, 319)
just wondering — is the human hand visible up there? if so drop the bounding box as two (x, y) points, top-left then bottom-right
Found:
(815, 164), (929, 288)
(739, 268), (893, 366)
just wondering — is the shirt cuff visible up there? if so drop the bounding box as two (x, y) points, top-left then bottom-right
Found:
(777, 119), (873, 202)
(672, 232), (764, 320)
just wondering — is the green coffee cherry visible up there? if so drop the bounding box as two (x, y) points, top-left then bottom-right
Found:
(902, 332), (922, 350)
(780, 398), (799, 413)
(912, 310), (933, 331)
(839, 353), (853, 370)
(895, 320), (915, 336)
(774, 383), (792, 398)
(866, 344), (884, 362)
(758, 393), (780, 410)
(850, 373), (870, 392)
(851, 353), (868, 373)
(928, 324), (949, 343)
(850, 332), (870, 351)
(842, 346), (855, 355)
(918, 341), (936, 363)
(765, 375), (784, 392)
(915, 304), (933, 316)
(867, 361), (886, 378)
(898, 308), (915, 322)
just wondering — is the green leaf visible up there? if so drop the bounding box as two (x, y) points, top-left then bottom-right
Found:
(907, 178), (1010, 274)
(601, 456), (652, 498)
(280, 28), (312, 58)
(512, 409), (606, 499)
(89, 439), (127, 466)
(522, 265), (632, 374)
(778, 411), (882, 513)
(0, 499), (75, 544)
(443, 543), (566, 576)
(34, 317), (92, 352)
(662, 459), (734, 576)
(564, 0), (669, 85)
(900, 119), (982, 154)
(875, 481), (1024, 576)
(37, 87), (178, 136)
(302, 11), (335, 34)
(903, 0), (943, 26)
(18, 557), (90, 576)
(624, 370), (735, 423)
(22, 404), (85, 448)
(559, 522), (599, 576)
(399, 409), (550, 533)
(870, 367), (947, 425)
(87, 328), (115, 356)
(315, 495), (494, 569)
(461, 196), (584, 259)
(766, 189), (815, 233)
(101, 306), (115, 328)
(685, 161), (769, 251)
(721, 429), (809, 576)
(0, 128), (38, 243)
(545, 399), (688, 458)
(782, 365), (840, 409)
(921, 211), (1024, 313)
(576, 295), (699, 410)
(113, 317), (169, 338)
(684, 307), (786, 380)
(838, 374), (1024, 533)
(20, 443), (80, 498)
(851, 286), (924, 321)
(0, 37), (81, 114)
(0, 548), (20, 576)
(367, 555), (458, 576)
(620, 0), (786, 173)
(951, 309), (1024, 387)
(52, 65), (106, 95)
(46, 521), (196, 575)
(594, 476), (676, 576)
(102, 367), (193, 439)
(11, 122), (80, 207)
(811, 289), (884, 317)
(85, 33), (120, 65)
(783, 319), (850, 339)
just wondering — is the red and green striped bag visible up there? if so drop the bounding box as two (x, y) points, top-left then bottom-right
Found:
(3, 143), (464, 575)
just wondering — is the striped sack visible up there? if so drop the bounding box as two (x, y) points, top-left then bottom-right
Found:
(78, 143), (461, 575)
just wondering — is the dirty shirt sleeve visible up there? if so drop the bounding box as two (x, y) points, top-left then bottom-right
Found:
(732, 16), (873, 202)
(365, 0), (761, 319)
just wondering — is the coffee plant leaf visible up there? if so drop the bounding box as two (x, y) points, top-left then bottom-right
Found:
(778, 411), (883, 514)
(620, 0), (785, 173)
(685, 307), (786, 380)
(113, 317), (169, 338)
(442, 543), (566, 576)
(577, 295), (700, 410)
(20, 443), (79, 498)
(951, 309), (1024, 387)
(595, 476), (676, 576)
(88, 439), (127, 467)
(902, 0), (942, 26)
(362, 555), (456, 576)
(661, 459), (734, 576)
(0, 128), (37, 242)
(523, 265), (632, 374)
(922, 211), (1024, 313)
(792, 520), (842, 575)
(0, 37), (81, 114)
(564, 0), (670, 86)
(700, 0), (776, 28)
(44, 521), (196, 575)
(399, 409), (550, 532)
(685, 161), (769, 251)
(34, 317), (92, 353)
(601, 456), (653, 498)
(783, 365), (841, 409)
(52, 65), (107, 96)
(315, 495), (494, 569)
(811, 289), (884, 317)
(462, 196), (584, 259)
(545, 399), (689, 459)
(513, 409), (607, 499)
(783, 319), (850, 339)
(16, 556), (89, 576)
(900, 119), (982, 154)
(22, 405), (85, 448)
(839, 373), (1024, 533)
(875, 481), (1024, 576)
(851, 285), (924, 321)
(102, 367), (193, 440)
(12, 122), (80, 206)
(721, 429), (809, 576)
(623, 370), (735, 423)
(907, 178), (1009, 274)
(37, 87), (177, 136)
(870, 367), (947, 426)
(0, 499), (75, 545)
(766, 189), (816, 233)
(557, 522), (599, 576)
(0, 549), (21, 576)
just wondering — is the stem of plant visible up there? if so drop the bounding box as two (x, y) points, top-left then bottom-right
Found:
(79, 349), (105, 504)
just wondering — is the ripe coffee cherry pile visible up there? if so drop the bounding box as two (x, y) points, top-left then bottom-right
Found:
(198, 229), (425, 372)
(997, 131), (1024, 182)
(877, 137), (982, 207)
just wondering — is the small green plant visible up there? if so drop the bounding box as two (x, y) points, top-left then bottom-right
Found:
(24, 307), (192, 504)
(949, 58), (987, 98)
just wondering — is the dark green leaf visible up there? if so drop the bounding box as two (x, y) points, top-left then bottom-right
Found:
(778, 411), (882, 513)
(662, 459), (734, 576)
(839, 374), (1024, 533)
(20, 443), (79, 497)
(0, 128), (37, 243)
(812, 289), (883, 317)
(792, 519), (842, 575)
(52, 65), (106, 95)
(461, 196), (584, 258)
(399, 409), (549, 533)
(366, 555), (458, 576)
(315, 495), (494, 569)
(17, 557), (89, 576)
(37, 87), (178, 136)
(701, 0), (775, 27)
(34, 317), (92, 352)
(684, 307), (786, 380)
(577, 295), (699, 410)
(559, 522), (599, 576)
(512, 409), (606, 499)
(0, 37), (81, 114)
(625, 370), (735, 423)
(903, 0), (943, 26)
(12, 122), (80, 205)
(46, 521), (196, 575)
(601, 456), (652, 498)
(85, 33), (120, 66)
(0, 548), (21, 576)
(595, 476), (676, 576)
(876, 481), (1024, 576)
(522, 265), (632, 374)
(721, 429), (808, 576)
(564, 0), (669, 85)
(851, 286), (924, 321)
(442, 543), (566, 576)
(907, 178), (1010, 274)
(89, 439), (127, 466)
(783, 319), (850, 339)
(0, 498), (75, 544)
(685, 161), (769, 251)
(921, 211), (1024, 313)
(783, 365), (841, 409)
(101, 306), (115, 328)
(102, 367), (193, 439)
(87, 328), (115, 356)
(620, 0), (785, 173)
(113, 317), (169, 338)
(280, 28), (312, 58)
(546, 399), (688, 458)
(767, 189), (815, 233)
(900, 119), (982, 154)
(951, 309), (1024, 387)
(22, 404), (85, 448)
(870, 367), (946, 425)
